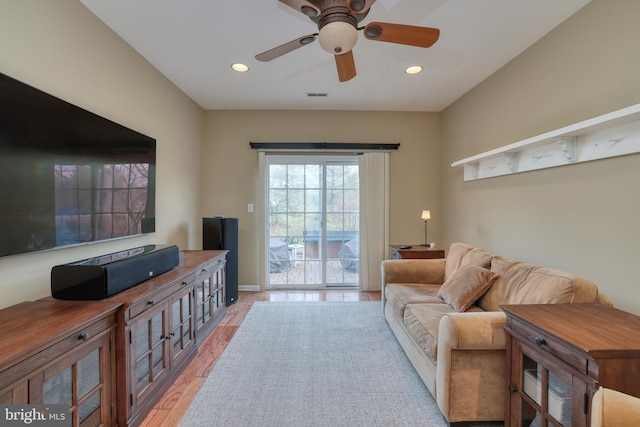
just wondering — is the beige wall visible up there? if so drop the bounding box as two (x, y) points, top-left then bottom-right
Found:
(442, 0), (640, 313)
(0, 0), (204, 309)
(3, 0), (638, 316)
(202, 110), (441, 288)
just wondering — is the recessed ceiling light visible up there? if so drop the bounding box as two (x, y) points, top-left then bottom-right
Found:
(405, 65), (423, 75)
(231, 63), (249, 73)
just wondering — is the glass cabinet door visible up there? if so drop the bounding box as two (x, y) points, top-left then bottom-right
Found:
(195, 272), (212, 328)
(212, 266), (225, 314)
(42, 333), (112, 427)
(194, 262), (225, 339)
(76, 349), (103, 427)
(171, 287), (194, 363)
(520, 354), (573, 426)
(133, 308), (168, 403)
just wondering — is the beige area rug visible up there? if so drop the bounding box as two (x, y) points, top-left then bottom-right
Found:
(179, 301), (449, 426)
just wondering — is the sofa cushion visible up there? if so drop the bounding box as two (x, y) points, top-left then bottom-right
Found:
(438, 265), (499, 312)
(479, 256), (601, 311)
(444, 243), (474, 280)
(444, 243), (493, 282)
(403, 303), (483, 364)
(478, 257), (538, 311)
(523, 266), (600, 303)
(385, 283), (444, 319)
(404, 303), (456, 363)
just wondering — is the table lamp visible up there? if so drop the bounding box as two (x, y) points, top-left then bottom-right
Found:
(421, 210), (431, 246)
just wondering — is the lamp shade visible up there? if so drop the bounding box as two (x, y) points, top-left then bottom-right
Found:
(318, 21), (358, 55)
(421, 210), (431, 220)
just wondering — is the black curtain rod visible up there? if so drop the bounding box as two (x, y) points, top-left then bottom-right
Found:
(249, 142), (400, 151)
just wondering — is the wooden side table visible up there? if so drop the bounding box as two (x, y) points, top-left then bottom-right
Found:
(389, 245), (445, 259)
(502, 304), (640, 427)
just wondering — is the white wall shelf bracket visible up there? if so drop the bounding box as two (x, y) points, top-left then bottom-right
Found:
(451, 103), (640, 181)
(556, 137), (577, 162)
(503, 153), (518, 172)
(464, 162), (480, 179)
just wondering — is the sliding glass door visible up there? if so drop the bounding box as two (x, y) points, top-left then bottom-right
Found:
(265, 155), (359, 289)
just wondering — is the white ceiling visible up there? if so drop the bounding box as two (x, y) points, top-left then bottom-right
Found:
(80, 0), (591, 112)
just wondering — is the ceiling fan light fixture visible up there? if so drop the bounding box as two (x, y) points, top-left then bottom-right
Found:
(405, 65), (423, 75)
(349, 0), (365, 12)
(301, 5), (318, 17)
(364, 24), (382, 39)
(300, 35), (316, 45)
(318, 21), (358, 55)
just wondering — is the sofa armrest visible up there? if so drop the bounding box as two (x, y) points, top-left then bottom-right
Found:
(438, 311), (507, 351)
(591, 387), (640, 427)
(381, 259), (446, 286)
(436, 311), (508, 420)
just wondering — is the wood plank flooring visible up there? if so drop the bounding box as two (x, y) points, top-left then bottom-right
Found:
(140, 290), (381, 427)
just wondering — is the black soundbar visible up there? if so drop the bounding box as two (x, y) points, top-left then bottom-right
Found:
(51, 244), (180, 300)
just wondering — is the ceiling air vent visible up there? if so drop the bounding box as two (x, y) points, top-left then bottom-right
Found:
(306, 92), (328, 97)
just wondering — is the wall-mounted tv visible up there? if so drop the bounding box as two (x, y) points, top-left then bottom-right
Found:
(0, 72), (156, 257)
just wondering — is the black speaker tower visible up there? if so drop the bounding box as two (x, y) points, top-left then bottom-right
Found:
(203, 217), (238, 305)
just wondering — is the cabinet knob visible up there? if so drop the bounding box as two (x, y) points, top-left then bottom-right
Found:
(78, 333), (89, 341)
(509, 386), (518, 393)
(535, 337), (546, 346)
(147, 300), (155, 306)
(182, 281), (187, 286)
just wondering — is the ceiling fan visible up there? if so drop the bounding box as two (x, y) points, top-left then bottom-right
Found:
(255, 0), (440, 82)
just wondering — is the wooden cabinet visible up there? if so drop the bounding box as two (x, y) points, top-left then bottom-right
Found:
(127, 280), (195, 417)
(389, 245), (445, 259)
(183, 250), (227, 344)
(0, 300), (119, 426)
(503, 304), (640, 427)
(109, 266), (198, 426)
(0, 250), (227, 427)
(108, 250), (227, 426)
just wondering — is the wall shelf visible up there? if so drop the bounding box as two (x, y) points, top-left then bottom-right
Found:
(451, 103), (640, 181)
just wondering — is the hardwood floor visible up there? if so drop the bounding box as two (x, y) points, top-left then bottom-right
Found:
(140, 290), (381, 427)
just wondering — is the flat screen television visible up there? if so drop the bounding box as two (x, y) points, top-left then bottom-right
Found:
(0, 72), (156, 257)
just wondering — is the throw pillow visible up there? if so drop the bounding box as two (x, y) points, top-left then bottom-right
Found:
(438, 265), (499, 312)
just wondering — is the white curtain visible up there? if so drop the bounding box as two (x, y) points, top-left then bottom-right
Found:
(258, 152), (267, 290)
(358, 152), (389, 291)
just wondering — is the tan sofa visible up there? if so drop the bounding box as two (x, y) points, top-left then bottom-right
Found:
(591, 387), (640, 427)
(381, 242), (612, 426)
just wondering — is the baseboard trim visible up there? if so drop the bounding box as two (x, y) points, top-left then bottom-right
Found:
(239, 285), (260, 292)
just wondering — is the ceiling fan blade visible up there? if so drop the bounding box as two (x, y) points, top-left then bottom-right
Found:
(335, 50), (356, 82)
(363, 22), (440, 48)
(348, 0), (376, 13)
(255, 34), (317, 62)
(278, 0), (320, 17)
